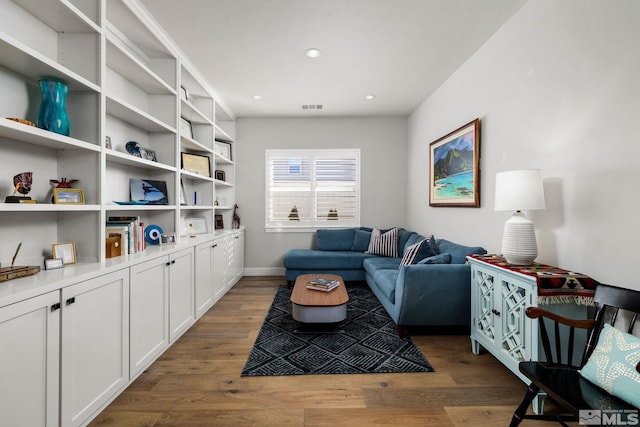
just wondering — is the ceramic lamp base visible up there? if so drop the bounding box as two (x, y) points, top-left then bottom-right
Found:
(501, 211), (538, 265)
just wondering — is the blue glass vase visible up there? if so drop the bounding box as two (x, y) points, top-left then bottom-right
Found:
(37, 79), (70, 136)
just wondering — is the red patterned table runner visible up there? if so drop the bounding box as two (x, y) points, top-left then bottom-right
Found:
(469, 254), (599, 305)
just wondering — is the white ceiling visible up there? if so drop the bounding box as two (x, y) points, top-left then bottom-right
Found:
(140, 0), (527, 118)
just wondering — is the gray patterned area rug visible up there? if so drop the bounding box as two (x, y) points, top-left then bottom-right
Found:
(241, 284), (434, 376)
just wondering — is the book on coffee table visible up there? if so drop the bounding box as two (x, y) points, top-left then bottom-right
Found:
(306, 281), (340, 292)
(308, 277), (338, 287)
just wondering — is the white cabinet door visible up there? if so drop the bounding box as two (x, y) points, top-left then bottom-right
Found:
(213, 236), (227, 300)
(195, 240), (215, 318)
(60, 269), (129, 427)
(225, 231), (244, 290)
(0, 291), (60, 427)
(470, 264), (499, 353)
(130, 256), (169, 378)
(169, 248), (195, 342)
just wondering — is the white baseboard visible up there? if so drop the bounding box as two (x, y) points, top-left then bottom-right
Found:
(243, 267), (285, 276)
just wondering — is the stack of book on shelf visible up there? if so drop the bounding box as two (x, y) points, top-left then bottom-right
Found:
(106, 216), (145, 256)
(306, 277), (340, 292)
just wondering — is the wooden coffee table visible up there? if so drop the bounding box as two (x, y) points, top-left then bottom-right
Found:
(291, 274), (349, 326)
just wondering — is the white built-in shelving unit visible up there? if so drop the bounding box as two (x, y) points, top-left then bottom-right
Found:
(0, 1), (241, 426)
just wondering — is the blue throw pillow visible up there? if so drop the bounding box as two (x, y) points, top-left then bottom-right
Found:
(416, 253), (451, 265)
(578, 324), (640, 408)
(351, 228), (372, 252)
(316, 228), (355, 251)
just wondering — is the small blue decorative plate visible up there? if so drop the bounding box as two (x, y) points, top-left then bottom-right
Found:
(144, 224), (163, 245)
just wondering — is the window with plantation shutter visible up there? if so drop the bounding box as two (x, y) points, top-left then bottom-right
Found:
(265, 149), (360, 231)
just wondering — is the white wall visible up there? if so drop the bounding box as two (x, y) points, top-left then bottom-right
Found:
(407, 0), (640, 289)
(236, 117), (407, 275)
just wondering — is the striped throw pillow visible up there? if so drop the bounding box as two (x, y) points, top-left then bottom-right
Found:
(401, 239), (426, 265)
(366, 227), (399, 257)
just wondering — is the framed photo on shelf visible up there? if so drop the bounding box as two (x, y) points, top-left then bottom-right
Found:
(139, 147), (157, 162)
(53, 188), (85, 204)
(185, 217), (207, 235)
(105, 135), (112, 149)
(52, 242), (77, 265)
(215, 170), (226, 181)
(181, 152), (211, 177)
(429, 118), (481, 207)
(180, 117), (193, 139)
(215, 214), (224, 230)
(129, 179), (169, 205)
(214, 141), (232, 160)
(159, 232), (177, 245)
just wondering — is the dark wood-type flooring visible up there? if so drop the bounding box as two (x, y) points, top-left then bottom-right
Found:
(90, 276), (574, 426)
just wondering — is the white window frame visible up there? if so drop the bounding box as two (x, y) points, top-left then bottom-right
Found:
(265, 148), (361, 232)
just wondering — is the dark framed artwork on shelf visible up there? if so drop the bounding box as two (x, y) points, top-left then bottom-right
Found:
(214, 141), (232, 160)
(129, 179), (169, 205)
(215, 214), (224, 230)
(215, 170), (225, 181)
(181, 152), (211, 177)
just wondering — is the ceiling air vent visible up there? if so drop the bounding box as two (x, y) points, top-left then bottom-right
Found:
(302, 104), (323, 110)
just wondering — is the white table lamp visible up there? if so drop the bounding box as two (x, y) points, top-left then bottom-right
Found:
(495, 169), (545, 265)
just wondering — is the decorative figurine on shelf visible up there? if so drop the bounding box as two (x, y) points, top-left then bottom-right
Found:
(50, 178), (78, 203)
(126, 140), (141, 157)
(232, 204), (240, 229)
(288, 205), (300, 221)
(5, 172), (34, 203)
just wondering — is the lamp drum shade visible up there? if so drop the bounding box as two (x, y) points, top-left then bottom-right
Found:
(494, 169), (545, 212)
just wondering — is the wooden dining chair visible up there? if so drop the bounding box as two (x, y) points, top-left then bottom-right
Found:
(509, 283), (640, 426)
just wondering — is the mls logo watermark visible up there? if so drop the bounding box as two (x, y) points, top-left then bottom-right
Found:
(579, 409), (639, 426)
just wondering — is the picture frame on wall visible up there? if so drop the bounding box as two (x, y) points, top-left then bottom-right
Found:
(181, 152), (211, 177)
(214, 141), (232, 161)
(429, 118), (480, 207)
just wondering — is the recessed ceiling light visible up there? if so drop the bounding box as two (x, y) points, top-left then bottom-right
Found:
(365, 95), (376, 100)
(251, 95), (262, 100)
(305, 48), (322, 58)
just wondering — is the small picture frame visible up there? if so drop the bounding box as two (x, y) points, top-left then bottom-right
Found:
(52, 242), (77, 265)
(181, 152), (211, 177)
(159, 232), (177, 245)
(53, 188), (85, 204)
(215, 170), (226, 181)
(44, 258), (64, 270)
(215, 214), (224, 230)
(180, 85), (189, 101)
(214, 141), (232, 160)
(105, 136), (112, 149)
(139, 147), (157, 162)
(180, 117), (193, 139)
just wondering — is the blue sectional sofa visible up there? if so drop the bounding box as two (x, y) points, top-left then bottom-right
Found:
(283, 227), (486, 333)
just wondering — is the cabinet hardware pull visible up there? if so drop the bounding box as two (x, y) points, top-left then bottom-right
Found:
(492, 309), (501, 316)
(166, 262), (171, 266)
(171, 260), (176, 264)
(212, 244), (217, 248)
(51, 303), (61, 312)
(66, 297), (76, 306)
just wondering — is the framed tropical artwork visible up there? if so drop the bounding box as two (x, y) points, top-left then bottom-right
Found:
(429, 118), (480, 207)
